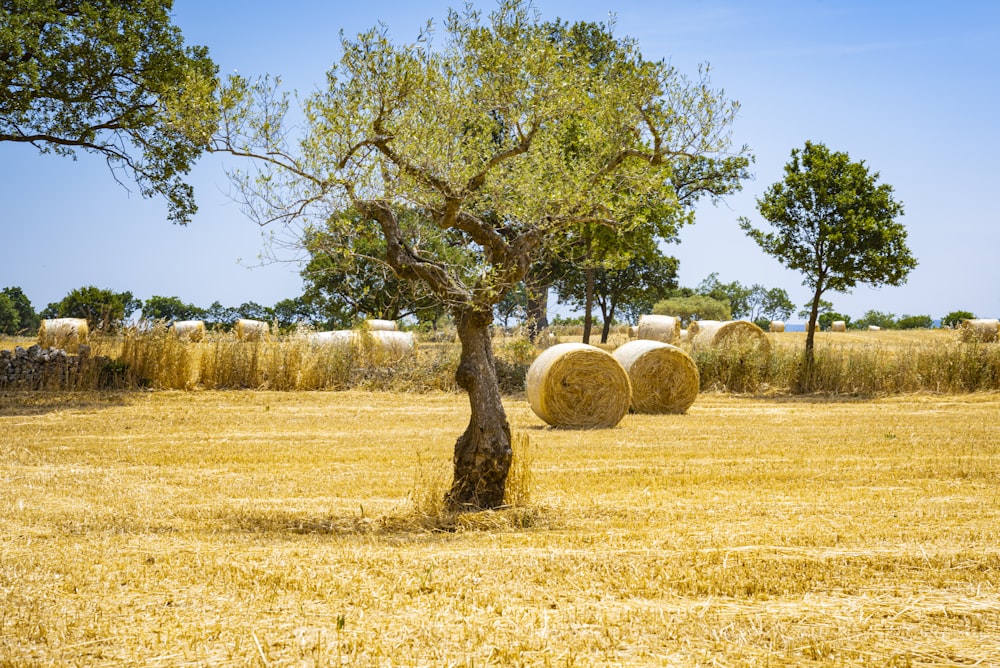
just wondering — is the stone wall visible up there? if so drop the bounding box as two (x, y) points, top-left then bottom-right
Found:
(0, 344), (107, 389)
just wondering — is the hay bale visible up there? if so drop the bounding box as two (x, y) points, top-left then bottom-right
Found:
(831, 320), (847, 332)
(526, 343), (631, 429)
(690, 320), (771, 354)
(235, 318), (269, 341)
(612, 340), (699, 414)
(173, 320), (206, 342)
(628, 325), (638, 339)
(366, 319), (397, 331)
(637, 314), (681, 343)
(868, 325), (881, 332)
(959, 318), (999, 343)
(769, 320), (785, 333)
(368, 329), (416, 354)
(38, 318), (89, 353)
(308, 330), (355, 349)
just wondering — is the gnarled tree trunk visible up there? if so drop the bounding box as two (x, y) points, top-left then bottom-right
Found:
(446, 307), (512, 510)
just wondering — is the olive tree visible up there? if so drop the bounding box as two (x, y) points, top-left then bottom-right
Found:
(0, 0), (218, 223)
(213, 1), (750, 510)
(740, 141), (915, 368)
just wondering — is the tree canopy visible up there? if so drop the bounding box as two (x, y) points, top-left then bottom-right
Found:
(740, 141), (915, 366)
(0, 0), (218, 223)
(42, 285), (141, 331)
(213, 0), (750, 509)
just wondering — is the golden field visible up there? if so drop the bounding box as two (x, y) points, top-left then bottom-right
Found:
(2, 387), (999, 666)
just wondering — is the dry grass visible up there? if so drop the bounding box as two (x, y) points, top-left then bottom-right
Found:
(2, 389), (999, 665)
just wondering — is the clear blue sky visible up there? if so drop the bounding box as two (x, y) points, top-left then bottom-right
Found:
(3, 1), (998, 321)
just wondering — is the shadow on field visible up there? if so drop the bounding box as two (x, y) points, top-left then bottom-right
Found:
(0, 391), (132, 416)
(212, 505), (546, 539)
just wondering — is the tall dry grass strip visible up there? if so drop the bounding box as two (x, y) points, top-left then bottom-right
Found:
(526, 342), (632, 429)
(690, 320), (771, 355)
(637, 314), (681, 343)
(37, 318), (89, 353)
(959, 318), (999, 343)
(612, 339), (699, 414)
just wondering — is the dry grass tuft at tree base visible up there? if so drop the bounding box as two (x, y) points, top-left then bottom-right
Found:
(2, 389), (999, 665)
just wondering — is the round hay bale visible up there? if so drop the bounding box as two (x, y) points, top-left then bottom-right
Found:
(308, 330), (355, 349)
(769, 320), (785, 333)
(526, 343), (631, 429)
(831, 320), (847, 332)
(235, 318), (269, 341)
(687, 320), (719, 339)
(173, 320), (206, 342)
(38, 318), (89, 353)
(637, 314), (681, 343)
(959, 318), (999, 343)
(612, 340), (699, 414)
(366, 319), (397, 331)
(367, 329), (416, 354)
(690, 320), (771, 354)
(868, 325), (881, 332)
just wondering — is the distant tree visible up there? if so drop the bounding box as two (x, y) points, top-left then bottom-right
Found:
(205, 302), (239, 330)
(0, 293), (19, 335)
(696, 273), (753, 319)
(142, 295), (206, 322)
(555, 235), (679, 342)
(0, 0), (219, 223)
(745, 285), (794, 324)
(45, 286), (141, 331)
(300, 207), (460, 328)
(798, 298), (834, 321)
(819, 311), (851, 330)
(496, 282), (527, 330)
(740, 141), (915, 371)
(896, 314), (933, 330)
(1, 287), (39, 334)
(652, 294), (731, 327)
(854, 309), (897, 330)
(235, 302), (273, 321)
(272, 297), (314, 331)
(941, 310), (975, 329)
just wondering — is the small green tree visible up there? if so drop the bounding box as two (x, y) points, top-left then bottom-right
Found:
(45, 286), (141, 331)
(818, 312), (850, 330)
(0, 293), (19, 335)
(942, 310), (975, 329)
(0, 0), (218, 223)
(740, 141), (915, 371)
(1, 287), (38, 334)
(696, 273), (753, 319)
(652, 294), (731, 327)
(854, 309), (896, 330)
(746, 285), (794, 325)
(896, 314), (933, 330)
(142, 295), (206, 322)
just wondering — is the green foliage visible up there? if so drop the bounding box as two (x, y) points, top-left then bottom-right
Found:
(0, 286), (38, 334)
(746, 285), (794, 323)
(300, 208), (455, 329)
(819, 312), (851, 330)
(0, 0), (219, 223)
(741, 141), (915, 358)
(942, 310), (975, 328)
(854, 309), (896, 330)
(895, 314), (933, 330)
(0, 292), (19, 335)
(141, 295), (206, 322)
(652, 294), (731, 327)
(697, 273), (753, 318)
(45, 285), (141, 331)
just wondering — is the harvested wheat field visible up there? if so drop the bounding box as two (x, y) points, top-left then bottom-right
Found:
(2, 389), (1000, 666)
